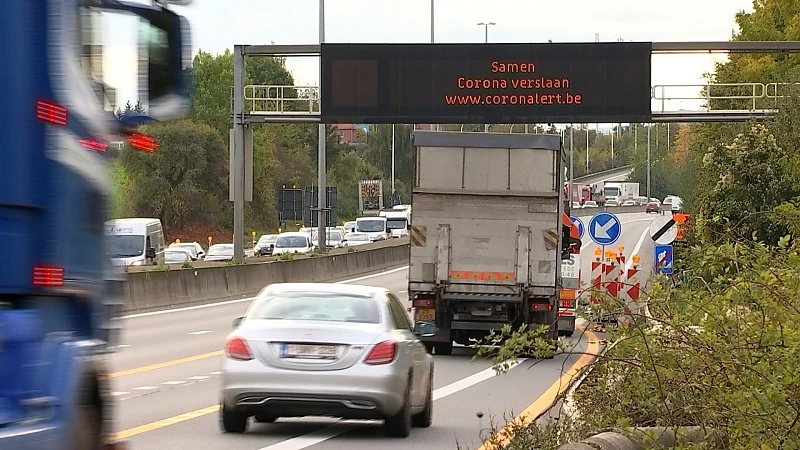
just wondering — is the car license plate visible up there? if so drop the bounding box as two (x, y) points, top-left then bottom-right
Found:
(415, 308), (435, 322)
(558, 318), (574, 330)
(280, 344), (337, 359)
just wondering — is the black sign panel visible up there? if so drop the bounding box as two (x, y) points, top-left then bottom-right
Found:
(277, 188), (303, 221)
(321, 42), (652, 124)
(304, 186), (338, 228)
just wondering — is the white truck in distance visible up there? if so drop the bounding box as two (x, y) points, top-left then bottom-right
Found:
(603, 182), (640, 203)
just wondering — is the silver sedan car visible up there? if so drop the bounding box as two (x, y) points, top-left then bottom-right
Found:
(220, 283), (437, 437)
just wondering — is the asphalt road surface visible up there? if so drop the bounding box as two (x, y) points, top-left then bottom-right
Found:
(110, 212), (657, 450)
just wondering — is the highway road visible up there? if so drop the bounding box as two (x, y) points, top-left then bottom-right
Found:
(109, 212), (657, 450)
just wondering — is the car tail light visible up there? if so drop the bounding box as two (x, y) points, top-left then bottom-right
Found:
(364, 340), (397, 365)
(33, 266), (64, 287)
(225, 336), (253, 361)
(127, 132), (159, 153)
(36, 100), (68, 126)
(562, 300), (574, 309)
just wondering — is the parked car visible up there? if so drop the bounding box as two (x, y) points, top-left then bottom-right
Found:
(220, 283), (437, 437)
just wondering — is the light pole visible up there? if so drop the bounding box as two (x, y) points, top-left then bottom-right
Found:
(646, 125), (651, 199)
(430, 0), (436, 131)
(391, 124), (396, 193)
(317, 0), (327, 252)
(477, 22), (495, 133)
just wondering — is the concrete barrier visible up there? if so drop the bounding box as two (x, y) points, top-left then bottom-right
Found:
(124, 239), (410, 313)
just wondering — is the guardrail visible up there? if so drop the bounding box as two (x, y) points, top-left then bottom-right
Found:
(124, 238), (409, 312)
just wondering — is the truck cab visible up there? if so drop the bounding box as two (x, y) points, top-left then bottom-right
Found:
(0, 1), (192, 448)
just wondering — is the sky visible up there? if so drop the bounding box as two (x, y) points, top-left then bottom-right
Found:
(101, 0), (755, 115)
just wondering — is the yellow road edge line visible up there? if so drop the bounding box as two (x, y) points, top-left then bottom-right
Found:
(475, 329), (602, 450)
(109, 350), (223, 378)
(112, 405), (221, 441)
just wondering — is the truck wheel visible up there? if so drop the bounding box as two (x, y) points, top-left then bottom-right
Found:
(69, 376), (102, 450)
(434, 342), (453, 356)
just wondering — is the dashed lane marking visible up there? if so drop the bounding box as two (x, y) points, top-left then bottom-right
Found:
(108, 350), (223, 378)
(188, 330), (213, 335)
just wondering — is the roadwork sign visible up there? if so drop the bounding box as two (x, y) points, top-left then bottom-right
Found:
(655, 244), (673, 275)
(649, 215), (678, 245)
(588, 212), (621, 246)
(570, 215), (585, 239)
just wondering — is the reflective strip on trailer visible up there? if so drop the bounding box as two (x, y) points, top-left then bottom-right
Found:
(409, 226), (427, 247)
(449, 271), (516, 281)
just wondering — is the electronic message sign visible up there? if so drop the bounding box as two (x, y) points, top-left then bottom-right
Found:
(320, 42), (652, 124)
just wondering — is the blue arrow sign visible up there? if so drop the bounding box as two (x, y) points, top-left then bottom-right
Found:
(570, 216), (585, 239)
(588, 212), (622, 246)
(655, 244), (674, 275)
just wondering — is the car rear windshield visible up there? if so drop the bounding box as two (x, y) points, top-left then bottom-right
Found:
(250, 293), (381, 324)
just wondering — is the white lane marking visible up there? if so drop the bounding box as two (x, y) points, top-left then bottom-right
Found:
(187, 376), (209, 381)
(257, 359), (526, 450)
(626, 226), (652, 271)
(209, 371), (222, 375)
(133, 386), (158, 391)
(116, 344), (131, 349)
(162, 381), (186, 385)
(188, 330), (212, 335)
(110, 391), (129, 396)
(120, 266), (409, 319)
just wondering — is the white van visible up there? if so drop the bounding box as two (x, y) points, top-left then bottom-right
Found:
(105, 218), (166, 266)
(378, 209), (409, 238)
(355, 216), (390, 242)
(272, 232), (313, 255)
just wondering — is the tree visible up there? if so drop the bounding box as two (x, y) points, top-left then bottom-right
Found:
(114, 100), (147, 119)
(118, 119), (229, 232)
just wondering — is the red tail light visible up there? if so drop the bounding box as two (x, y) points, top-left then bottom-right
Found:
(364, 340), (397, 365)
(562, 300), (573, 308)
(36, 100), (68, 126)
(412, 299), (433, 308)
(79, 139), (109, 153)
(127, 132), (159, 153)
(33, 266), (64, 287)
(225, 336), (253, 361)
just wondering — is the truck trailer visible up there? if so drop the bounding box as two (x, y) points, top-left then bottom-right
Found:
(408, 132), (571, 355)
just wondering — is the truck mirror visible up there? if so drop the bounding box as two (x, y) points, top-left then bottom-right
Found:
(135, 7), (191, 120)
(146, 247), (156, 259)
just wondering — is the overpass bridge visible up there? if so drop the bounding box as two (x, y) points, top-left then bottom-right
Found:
(572, 166), (633, 186)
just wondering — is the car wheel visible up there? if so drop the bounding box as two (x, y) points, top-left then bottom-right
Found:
(384, 383), (412, 437)
(412, 370), (433, 428)
(434, 342), (453, 356)
(220, 404), (249, 433)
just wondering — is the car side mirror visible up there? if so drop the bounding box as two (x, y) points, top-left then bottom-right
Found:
(232, 317), (244, 328)
(413, 321), (438, 337)
(146, 247), (156, 259)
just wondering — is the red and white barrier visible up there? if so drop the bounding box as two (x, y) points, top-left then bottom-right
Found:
(590, 258), (603, 304)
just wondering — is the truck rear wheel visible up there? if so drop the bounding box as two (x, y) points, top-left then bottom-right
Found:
(434, 342), (453, 355)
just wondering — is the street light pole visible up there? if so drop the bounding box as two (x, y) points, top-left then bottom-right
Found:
(317, 0), (327, 252)
(477, 21), (495, 133)
(391, 124), (396, 193)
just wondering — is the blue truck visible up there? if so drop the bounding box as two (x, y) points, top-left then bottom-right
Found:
(0, 1), (191, 448)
